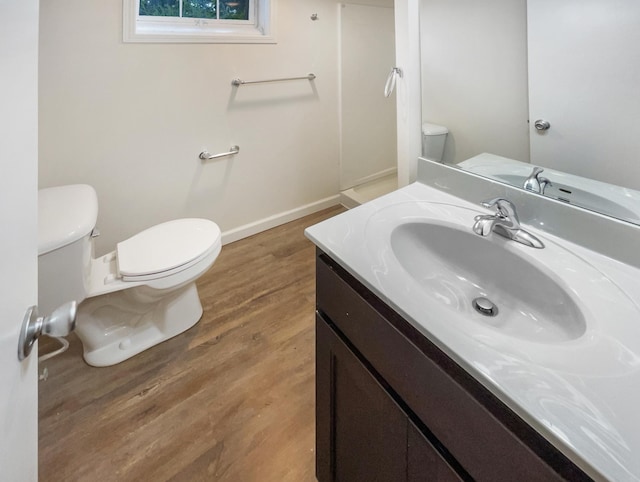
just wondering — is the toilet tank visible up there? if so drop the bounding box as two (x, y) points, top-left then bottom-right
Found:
(422, 123), (449, 162)
(38, 185), (98, 314)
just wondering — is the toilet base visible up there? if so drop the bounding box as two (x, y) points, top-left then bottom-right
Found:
(75, 282), (203, 367)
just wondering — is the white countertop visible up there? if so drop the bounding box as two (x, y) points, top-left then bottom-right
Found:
(306, 181), (640, 482)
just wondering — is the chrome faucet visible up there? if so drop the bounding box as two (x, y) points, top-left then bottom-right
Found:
(523, 167), (552, 194)
(473, 197), (545, 249)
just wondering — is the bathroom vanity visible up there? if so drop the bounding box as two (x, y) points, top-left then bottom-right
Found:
(306, 159), (640, 481)
(316, 250), (588, 481)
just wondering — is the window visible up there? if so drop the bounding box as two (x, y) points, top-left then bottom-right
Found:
(123, 0), (276, 43)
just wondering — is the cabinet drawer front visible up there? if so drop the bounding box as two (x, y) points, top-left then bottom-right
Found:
(316, 252), (587, 481)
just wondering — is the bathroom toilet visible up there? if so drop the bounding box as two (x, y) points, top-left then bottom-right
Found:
(422, 123), (449, 162)
(38, 184), (222, 367)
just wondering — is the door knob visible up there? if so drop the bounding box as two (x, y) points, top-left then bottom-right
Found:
(534, 119), (551, 131)
(18, 301), (77, 361)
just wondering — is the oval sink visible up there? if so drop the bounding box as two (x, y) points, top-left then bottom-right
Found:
(390, 221), (586, 343)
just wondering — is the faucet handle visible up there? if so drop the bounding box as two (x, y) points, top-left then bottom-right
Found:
(539, 176), (552, 193)
(480, 197), (500, 209)
(531, 166), (545, 177)
(480, 197), (520, 223)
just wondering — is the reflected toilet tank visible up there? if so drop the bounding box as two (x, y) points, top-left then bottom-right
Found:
(422, 123), (449, 161)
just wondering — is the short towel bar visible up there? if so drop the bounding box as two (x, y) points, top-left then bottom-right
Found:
(199, 145), (240, 160)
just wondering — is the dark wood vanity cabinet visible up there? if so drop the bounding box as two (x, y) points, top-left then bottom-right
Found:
(315, 250), (592, 482)
(317, 315), (461, 482)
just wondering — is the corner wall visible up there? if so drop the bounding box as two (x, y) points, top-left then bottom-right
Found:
(339, 2), (396, 190)
(39, 0), (342, 255)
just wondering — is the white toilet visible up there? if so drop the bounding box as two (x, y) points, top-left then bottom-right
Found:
(38, 184), (222, 367)
(422, 123), (449, 162)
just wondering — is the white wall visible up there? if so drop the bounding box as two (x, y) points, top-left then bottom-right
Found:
(39, 0), (342, 255)
(420, 0), (530, 165)
(346, 0), (394, 7)
(340, 3), (396, 190)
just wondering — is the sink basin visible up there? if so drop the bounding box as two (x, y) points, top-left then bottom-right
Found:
(359, 200), (640, 375)
(390, 221), (586, 343)
(363, 200), (640, 349)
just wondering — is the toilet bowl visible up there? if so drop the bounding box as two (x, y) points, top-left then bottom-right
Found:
(38, 184), (221, 367)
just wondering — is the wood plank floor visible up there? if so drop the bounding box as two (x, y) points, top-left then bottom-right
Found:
(38, 206), (344, 482)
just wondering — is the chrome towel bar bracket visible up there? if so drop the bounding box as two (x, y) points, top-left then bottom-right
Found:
(231, 73), (316, 86)
(199, 145), (240, 160)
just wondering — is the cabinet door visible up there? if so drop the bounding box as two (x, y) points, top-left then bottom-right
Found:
(408, 422), (464, 482)
(316, 315), (408, 482)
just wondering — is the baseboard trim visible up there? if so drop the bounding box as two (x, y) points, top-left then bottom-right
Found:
(341, 166), (398, 191)
(339, 192), (360, 210)
(221, 195), (341, 245)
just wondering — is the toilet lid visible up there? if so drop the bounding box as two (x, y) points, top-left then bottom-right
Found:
(117, 218), (221, 278)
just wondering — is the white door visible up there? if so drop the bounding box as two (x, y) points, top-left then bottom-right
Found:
(528, 0), (640, 191)
(0, 0), (40, 480)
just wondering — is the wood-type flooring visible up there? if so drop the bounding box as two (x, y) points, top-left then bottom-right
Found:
(38, 206), (344, 482)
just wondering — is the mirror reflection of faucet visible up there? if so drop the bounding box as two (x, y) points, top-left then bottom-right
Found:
(523, 167), (552, 194)
(472, 197), (545, 249)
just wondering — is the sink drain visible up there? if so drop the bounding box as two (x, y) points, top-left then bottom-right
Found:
(472, 297), (498, 317)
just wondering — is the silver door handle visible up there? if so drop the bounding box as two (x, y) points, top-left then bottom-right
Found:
(18, 301), (77, 361)
(534, 119), (551, 131)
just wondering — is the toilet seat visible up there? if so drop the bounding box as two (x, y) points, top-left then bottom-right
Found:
(117, 218), (221, 282)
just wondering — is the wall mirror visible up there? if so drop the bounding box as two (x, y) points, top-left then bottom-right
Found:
(419, 0), (640, 225)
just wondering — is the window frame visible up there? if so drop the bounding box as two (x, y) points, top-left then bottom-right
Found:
(123, 0), (276, 44)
